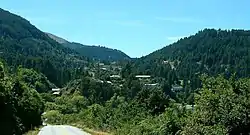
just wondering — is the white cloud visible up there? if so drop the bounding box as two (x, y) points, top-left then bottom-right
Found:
(166, 36), (185, 42)
(156, 17), (203, 24)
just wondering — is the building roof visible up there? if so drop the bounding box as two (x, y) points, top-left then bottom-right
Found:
(53, 91), (60, 95)
(101, 68), (107, 70)
(99, 63), (105, 66)
(135, 75), (151, 78)
(107, 81), (112, 84)
(171, 85), (183, 91)
(52, 88), (60, 91)
(110, 75), (121, 78)
(145, 83), (158, 86)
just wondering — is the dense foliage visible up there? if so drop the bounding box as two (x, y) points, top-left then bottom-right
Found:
(43, 74), (250, 135)
(181, 75), (250, 135)
(16, 67), (56, 93)
(0, 62), (44, 135)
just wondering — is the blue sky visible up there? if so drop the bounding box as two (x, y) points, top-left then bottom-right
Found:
(1, 0), (250, 57)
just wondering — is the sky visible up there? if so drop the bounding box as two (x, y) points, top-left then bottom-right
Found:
(1, 0), (250, 57)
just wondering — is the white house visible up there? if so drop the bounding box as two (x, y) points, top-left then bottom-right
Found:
(145, 83), (158, 86)
(110, 75), (121, 78)
(52, 88), (60, 92)
(52, 88), (61, 95)
(135, 75), (151, 78)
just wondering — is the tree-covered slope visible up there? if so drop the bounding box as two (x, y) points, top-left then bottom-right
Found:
(134, 29), (250, 79)
(0, 8), (88, 86)
(47, 33), (131, 61)
(16, 67), (56, 93)
(46, 33), (68, 44)
(0, 61), (45, 135)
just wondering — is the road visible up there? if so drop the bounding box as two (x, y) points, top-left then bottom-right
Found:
(38, 125), (91, 135)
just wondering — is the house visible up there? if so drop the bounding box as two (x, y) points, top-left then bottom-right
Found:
(53, 91), (60, 95)
(99, 63), (105, 66)
(107, 81), (112, 84)
(52, 88), (61, 95)
(52, 88), (60, 92)
(101, 67), (107, 70)
(135, 75), (151, 78)
(163, 60), (169, 64)
(145, 83), (158, 86)
(171, 85), (183, 92)
(96, 79), (104, 83)
(135, 75), (151, 84)
(110, 75), (121, 78)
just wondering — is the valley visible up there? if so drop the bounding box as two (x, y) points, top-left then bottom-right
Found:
(0, 7), (250, 135)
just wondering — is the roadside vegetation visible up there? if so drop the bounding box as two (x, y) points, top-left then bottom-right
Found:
(42, 72), (250, 135)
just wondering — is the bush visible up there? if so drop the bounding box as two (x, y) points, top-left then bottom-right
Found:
(181, 75), (250, 135)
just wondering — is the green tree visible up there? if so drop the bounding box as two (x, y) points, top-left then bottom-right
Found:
(0, 61), (44, 135)
(181, 75), (250, 135)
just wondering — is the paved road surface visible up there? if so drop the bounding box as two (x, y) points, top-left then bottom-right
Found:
(38, 125), (91, 135)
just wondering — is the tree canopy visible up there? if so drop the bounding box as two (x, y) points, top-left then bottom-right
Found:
(0, 61), (44, 135)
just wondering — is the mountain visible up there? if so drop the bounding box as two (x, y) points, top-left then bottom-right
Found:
(133, 29), (250, 80)
(0, 8), (88, 87)
(47, 33), (131, 61)
(46, 33), (68, 44)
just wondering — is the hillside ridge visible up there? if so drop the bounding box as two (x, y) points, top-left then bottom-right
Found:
(46, 32), (131, 61)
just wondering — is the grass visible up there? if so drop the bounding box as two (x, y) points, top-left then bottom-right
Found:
(24, 127), (41, 135)
(71, 123), (111, 135)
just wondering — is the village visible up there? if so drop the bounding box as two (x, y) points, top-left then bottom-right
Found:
(51, 61), (185, 96)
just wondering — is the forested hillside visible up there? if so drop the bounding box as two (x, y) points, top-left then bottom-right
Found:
(0, 8), (88, 87)
(129, 29), (250, 95)
(134, 29), (250, 79)
(47, 33), (131, 61)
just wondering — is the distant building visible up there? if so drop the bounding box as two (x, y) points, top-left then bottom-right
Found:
(163, 60), (169, 64)
(52, 88), (60, 92)
(111, 62), (116, 65)
(52, 88), (61, 95)
(101, 68), (107, 70)
(96, 79), (104, 83)
(53, 91), (60, 95)
(99, 63), (105, 66)
(171, 85), (183, 91)
(135, 75), (151, 78)
(107, 81), (112, 84)
(145, 83), (158, 86)
(110, 75), (121, 78)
